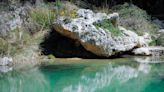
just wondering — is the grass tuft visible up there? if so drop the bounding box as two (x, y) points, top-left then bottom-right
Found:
(29, 5), (56, 29)
(93, 19), (122, 36)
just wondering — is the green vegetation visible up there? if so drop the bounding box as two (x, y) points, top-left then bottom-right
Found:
(149, 39), (157, 46)
(111, 3), (159, 36)
(93, 19), (122, 36)
(0, 27), (31, 56)
(0, 1), (79, 60)
(157, 33), (164, 46)
(29, 1), (77, 29)
(29, 5), (56, 29)
(48, 54), (56, 60)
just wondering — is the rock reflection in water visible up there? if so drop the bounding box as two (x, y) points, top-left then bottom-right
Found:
(0, 68), (50, 92)
(0, 66), (13, 73)
(61, 63), (152, 92)
(0, 57), (164, 92)
(134, 56), (164, 63)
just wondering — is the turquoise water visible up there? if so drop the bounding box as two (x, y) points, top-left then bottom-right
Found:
(0, 57), (164, 92)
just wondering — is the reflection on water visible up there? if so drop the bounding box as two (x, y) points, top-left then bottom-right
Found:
(0, 68), (50, 92)
(62, 65), (139, 92)
(0, 57), (164, 92)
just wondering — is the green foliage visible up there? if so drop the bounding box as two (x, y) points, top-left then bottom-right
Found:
(149, 39), (157, 46)
(0, 27), (32, 56)
(111, 3), (160, 36)
(93, 19), (122, 36)
(54, 1), (78, 18)
(157, 33), (164, 46)
(29, 6), (56, 29)
(55, 0), (62, 8)
(0, 38), (9, 56)
(48, 54), (56, 60)
(29, 1), (78, 30)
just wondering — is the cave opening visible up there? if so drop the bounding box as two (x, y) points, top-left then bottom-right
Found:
(40, 29), (100, 58)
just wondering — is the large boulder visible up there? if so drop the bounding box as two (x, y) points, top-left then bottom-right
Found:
(53, 9), (149, 57)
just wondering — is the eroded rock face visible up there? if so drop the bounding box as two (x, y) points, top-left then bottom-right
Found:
(0, 7), (23, 37)
(53, 9), (149, 57)
(0, 3), (40, 38)
(0, 5), (28, 37)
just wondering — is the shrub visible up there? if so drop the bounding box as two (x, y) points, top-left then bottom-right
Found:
(55, 1), (78, 18)
(93, 19), (122, 36)
(111, 3), (160, 36)
(29, 5), (56, 29)
(0, 38), (9, 56)
(0, 27), (32, 56)
(157, 33), (164, 46)
(29, 1), (78, 30)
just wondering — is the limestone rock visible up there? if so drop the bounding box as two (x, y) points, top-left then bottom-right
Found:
(133, 47), (151, 56)
(0, 57), (13, 66)
(133, 47), (164, 56)
(0, 6), (24, 37)
(54, 9), (149, 57)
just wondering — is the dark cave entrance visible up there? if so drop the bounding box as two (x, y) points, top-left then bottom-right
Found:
(40, 29), (99, 58)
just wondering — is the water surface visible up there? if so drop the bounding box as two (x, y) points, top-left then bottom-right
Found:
(0, 57), (164, 92)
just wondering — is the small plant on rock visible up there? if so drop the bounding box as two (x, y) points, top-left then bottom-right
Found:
(93, 19), (122, 36)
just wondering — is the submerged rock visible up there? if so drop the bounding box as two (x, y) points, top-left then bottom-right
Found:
(53, 9), (149, 57)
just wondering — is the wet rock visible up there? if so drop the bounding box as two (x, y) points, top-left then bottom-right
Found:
(54, 9), (149, 57)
